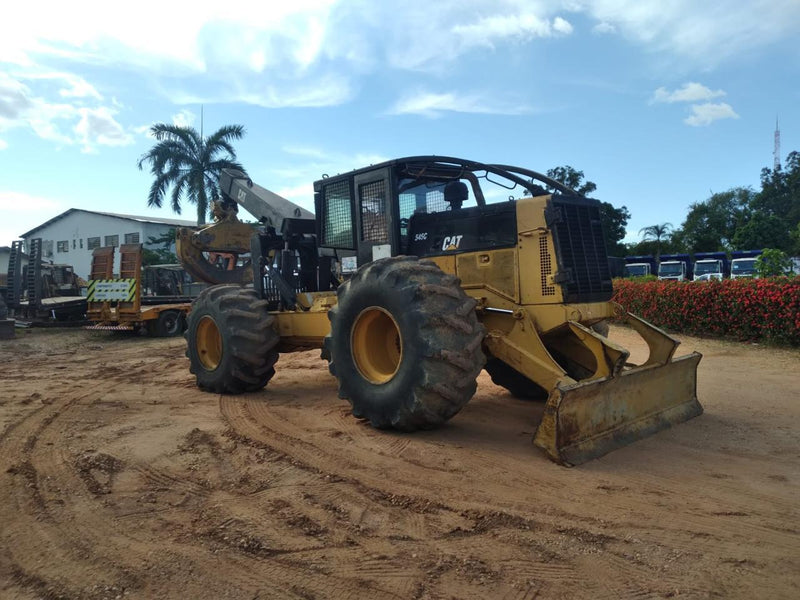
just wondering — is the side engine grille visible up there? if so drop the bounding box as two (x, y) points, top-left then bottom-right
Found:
(539, 235), (555, 296)
(547, 196), (613, 304)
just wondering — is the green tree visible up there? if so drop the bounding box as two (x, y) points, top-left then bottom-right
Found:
(546, 165), (597, 196)
(678, 188), (752, 252)
(639, 223), (673, 261)
(598, 201), (631, 256)
(755, 248), (793, 277)
(142, 228), (179, 266)
(544, 165), (629, 256)
(138, 123), (246, 225)
(732, 212), (791, 250)
(791, 222), (800, 255)
(754, 151), (800, 221)
(743, 151), (800, 252)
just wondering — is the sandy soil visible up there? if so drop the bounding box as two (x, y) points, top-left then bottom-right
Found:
(0, 324), (798, 599)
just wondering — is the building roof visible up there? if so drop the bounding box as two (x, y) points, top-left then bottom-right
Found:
(20, 208), (198, 238)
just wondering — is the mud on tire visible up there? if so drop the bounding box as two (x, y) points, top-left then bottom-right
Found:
(324, 256), (485, 430)
(185, 285), (279, 394)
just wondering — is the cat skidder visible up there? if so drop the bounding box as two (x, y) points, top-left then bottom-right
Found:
(179, 157), (702, 465)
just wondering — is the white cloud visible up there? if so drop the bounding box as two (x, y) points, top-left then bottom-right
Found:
(553, 17), (574, 35)
(651, 82), (726, 104)
(1, 0), (797, 115)
(171, 109), (196, 128)
(389, 91), (532, 118)
(684, 102), (739, 127)
(453, 13), (573, 47)
(275, 183), (316, 207)
(0, 71), (133, 150)
(0, 139), (7, 150)
(575, 0), (800, 65)
(592, 21), (616, 34)
(74, 106), (134, 152)
(0, 1), (581, 107)
(648, 82), (738, 126)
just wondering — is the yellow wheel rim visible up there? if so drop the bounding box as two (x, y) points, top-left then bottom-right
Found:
(196, 316), (223, 370)
(351, 307), (403, 384)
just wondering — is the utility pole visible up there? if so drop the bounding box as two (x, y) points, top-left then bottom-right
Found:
(774, 116), (781, 171)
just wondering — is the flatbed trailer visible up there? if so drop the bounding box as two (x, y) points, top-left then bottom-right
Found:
(86, 244), (191, 337)
(4, 238), (87, 324)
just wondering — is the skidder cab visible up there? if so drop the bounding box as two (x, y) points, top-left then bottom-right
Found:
(180, 156), (702, 465)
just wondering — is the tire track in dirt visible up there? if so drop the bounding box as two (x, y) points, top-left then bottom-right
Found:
(0, 381), (145, 598)
(0, 376), (406, 599)
(2, 328), (799, 599)
(222, 356), (800, 599)
(220, 395), (672, 598)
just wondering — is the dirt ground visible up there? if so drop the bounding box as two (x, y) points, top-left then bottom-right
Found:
(0, 324), (798, 600)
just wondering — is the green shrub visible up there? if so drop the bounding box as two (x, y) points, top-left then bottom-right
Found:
(612, 277), (800, 345)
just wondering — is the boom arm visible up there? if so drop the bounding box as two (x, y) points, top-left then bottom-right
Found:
(218, 169), (314, 230)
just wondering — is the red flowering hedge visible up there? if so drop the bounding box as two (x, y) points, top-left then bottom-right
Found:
(612, 277), (800, 345)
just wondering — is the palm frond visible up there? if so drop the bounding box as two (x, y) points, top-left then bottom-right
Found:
(150, 123), (201, 155)
(170, 173), (190, 214)
(147, 171), (176, 208)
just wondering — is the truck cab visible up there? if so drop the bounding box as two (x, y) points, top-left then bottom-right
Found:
(658, 254), (692, 281)
(693, 252), (729, 281)
(624, 255), (657, 278)
(730, 250), (762, 279)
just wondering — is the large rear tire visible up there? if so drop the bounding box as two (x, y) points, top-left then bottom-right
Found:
(324, 256), (485, 430)
(484, 357), (548, 400)
(185, 285), (279, 394)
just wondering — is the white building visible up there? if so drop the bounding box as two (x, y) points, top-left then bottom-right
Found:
(18, 209), (197, 280)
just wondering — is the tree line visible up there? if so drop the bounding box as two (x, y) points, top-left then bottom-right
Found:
(627, 152), (800, 258)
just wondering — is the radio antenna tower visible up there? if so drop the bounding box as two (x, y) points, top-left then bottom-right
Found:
(774, 116), (781, 171)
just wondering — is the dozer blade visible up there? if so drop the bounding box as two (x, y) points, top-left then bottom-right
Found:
(534, 352), (702, 466)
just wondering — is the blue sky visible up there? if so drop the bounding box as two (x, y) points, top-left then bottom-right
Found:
(1, 0), (799, 248)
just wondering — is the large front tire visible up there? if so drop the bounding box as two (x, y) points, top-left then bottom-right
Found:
(185, 285), (279, 394)
(324, 257), (485, 430)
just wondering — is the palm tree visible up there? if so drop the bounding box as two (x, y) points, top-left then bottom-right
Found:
(137, 123), (246, 225)
(639, 222), (673, 261)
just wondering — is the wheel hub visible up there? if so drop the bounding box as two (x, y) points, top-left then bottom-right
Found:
(196, 316), (222, 370)
(351, 307), (402, 384)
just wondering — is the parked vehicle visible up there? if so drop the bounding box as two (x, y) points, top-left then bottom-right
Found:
(177, 159), (702, 466)
(730, 250), (762, 279)
(693, 252), (729, 281)
(86, 244), (194, 336)
(4, 239), (87, 322)
(624, 255), (657, 277)
(658, 254), (693, 281)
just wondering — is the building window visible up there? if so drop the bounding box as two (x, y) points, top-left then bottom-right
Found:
(104, 235), (119, 247)
(124, 232), (140, 244)
(88, 237), (100, 250)
(57, 240), (69, 253)
(43, 240), (54, 258)
(72, 239), (76, 249)
(80, 238), (83, 249)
